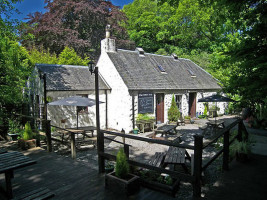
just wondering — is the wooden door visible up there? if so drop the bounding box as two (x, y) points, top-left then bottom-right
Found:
(156, 94), (164, 124)
(189, 93), (196, 118)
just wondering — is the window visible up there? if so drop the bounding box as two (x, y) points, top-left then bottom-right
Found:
(157, 65), (166, 72)
(187, 69), (196, 77)
(77, 94), (88, 114)
(175, 95), (182, 110)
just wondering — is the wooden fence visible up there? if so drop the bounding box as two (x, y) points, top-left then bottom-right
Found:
(97, 118), (246, 197)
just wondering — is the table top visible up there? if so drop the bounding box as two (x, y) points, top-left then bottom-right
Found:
(164, 147), (186, 164)
(0, 151), (36, 173)
(207, 119), (224, 125)
(155, 124), (177, 133)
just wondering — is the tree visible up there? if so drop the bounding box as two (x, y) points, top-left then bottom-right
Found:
(168, 94), (180, 122)
(20, 0), (132, 59)
(28, 46), (90, 66)
(0, 0), (32, 138)
(211, 0), (267, 107)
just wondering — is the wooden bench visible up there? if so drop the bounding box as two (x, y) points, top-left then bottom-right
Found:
(12, 187), (54, 200)
(164, 147), (191, 174)
(0, 148), (7, 154)
(154, 125), (177, 137)
(148, 152), (166, 167)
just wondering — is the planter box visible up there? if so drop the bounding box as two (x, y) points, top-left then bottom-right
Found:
(105, 172), (140, 196)
(18, 139), (36, 150)
(140, 178), (180, 197)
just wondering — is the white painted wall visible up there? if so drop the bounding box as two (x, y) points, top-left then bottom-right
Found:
(97, 39), (133, 132)
(46, 91), (107, 129)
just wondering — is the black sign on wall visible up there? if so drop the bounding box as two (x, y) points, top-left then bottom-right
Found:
(138, 92), (154, 114)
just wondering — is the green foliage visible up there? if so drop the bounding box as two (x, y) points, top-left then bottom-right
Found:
(184, 116), (191, 120)
(139, 170), (173, 185)
(8, 119), (21, 134)
(168, 94), (180, 122)
(203, 103), (208, 116)
(22, 122), (34, 140)
(115, 148), (129, 179)
(136, 113), (155, 121)
(29, 46), (90, 66)
(230, 140), (251, 158)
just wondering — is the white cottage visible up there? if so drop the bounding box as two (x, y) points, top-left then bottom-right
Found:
(96, 27), (223, 132)
(28, 27), (224, 133)
(28, 64), (110, 129)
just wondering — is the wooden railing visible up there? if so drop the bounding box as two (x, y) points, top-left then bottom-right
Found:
(98, 118), (246, 197)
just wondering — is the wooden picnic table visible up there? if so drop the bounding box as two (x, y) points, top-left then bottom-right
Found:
(136, 119), (155, 133)
(57, 126), (96, 159)
(0, 151), (36, 199)
(164, 146), (191, 173)
(207, 119), (225, 129)
(154, 124), (177, 137)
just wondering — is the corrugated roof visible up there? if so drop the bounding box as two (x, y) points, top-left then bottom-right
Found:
(36, 64), (110, 91)
(107, 49), (221, 91)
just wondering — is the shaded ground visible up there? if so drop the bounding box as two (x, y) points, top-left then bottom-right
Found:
(1, 115), (266, 199)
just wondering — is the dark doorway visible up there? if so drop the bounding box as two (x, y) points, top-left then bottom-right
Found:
(189, 93), (196, 118)
(156, 93), (164, 124)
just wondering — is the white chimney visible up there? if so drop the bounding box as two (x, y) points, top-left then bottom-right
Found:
(101, 24), (116, 53)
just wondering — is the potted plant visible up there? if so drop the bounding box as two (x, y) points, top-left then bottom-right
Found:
(7, 120), (22, 141)
(136, 169), (180, 197)
(230, 140), (251, 162)
(18, 122), (37, 150)
(133, 128), (139, 134)
(105, 161), (115, 173)
(105, 148), (140, 196)
(168, 94), (180, 125)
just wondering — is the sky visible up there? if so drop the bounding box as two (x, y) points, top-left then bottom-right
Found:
(11, 0), (134, 22)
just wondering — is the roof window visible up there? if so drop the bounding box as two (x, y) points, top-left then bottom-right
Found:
(187, 69), (196, 77)
(157, 65), (166, 73)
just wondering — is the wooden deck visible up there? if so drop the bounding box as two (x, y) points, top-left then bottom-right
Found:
(0, 148), (175, 200)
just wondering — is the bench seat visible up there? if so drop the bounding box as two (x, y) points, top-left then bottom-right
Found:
(148, 152), (166, 167)
(12, 187), (54, 200)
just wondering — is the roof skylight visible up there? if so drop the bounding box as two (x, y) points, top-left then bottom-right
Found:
(157, 65), (166, 72)
(187, 69), (196, 77)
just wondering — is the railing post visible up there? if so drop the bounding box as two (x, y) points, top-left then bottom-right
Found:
(45, 120), (52, 152)
(238, 121), (243, 141)
(193, 134), (203, 197)
(223, 130), (230, 170)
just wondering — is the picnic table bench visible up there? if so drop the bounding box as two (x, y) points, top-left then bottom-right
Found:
(136, 119), (155, 133)
(164, 147), (191, 173)
(12, 187), (54, 200)
(149, 147), (191, 174)
(0, 148), (7, 154)
(207, 119), (225, 129)
(154, 124), (177, 137)
(0, 151), (36, 199)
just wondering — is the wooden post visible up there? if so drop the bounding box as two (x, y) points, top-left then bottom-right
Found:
(132, 95), (135, 129)
(45, 120), (52, 152)
(5, 171), (13, 199)
(223, 130), (230, 170)
(237, 121), (242, 141)
(193, 134), (203, 197)
(95, 67), (105, 173)
(121, 129), (129, 159)
(43, 74), (47, 121)
(70, 132), (76, 159)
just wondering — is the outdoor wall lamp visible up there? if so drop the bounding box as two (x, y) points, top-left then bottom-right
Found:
(88, 60), (95, 75)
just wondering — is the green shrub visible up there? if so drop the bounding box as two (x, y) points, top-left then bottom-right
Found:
(136, 113), (155, 121)
(203, 103), (208, 116)
(168, 94), (180, 122)
(115, 148), (129, 179)
(22, 122), (34, 140)
(184, 115), (191, 120)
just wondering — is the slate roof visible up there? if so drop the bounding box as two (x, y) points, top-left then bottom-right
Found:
(36, 64), (110, 91)
(107, 49), (221, 91)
